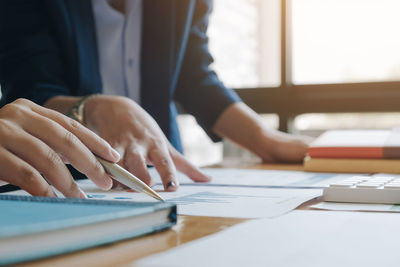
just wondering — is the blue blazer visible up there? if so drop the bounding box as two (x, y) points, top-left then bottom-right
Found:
(0, 0), (240, 152)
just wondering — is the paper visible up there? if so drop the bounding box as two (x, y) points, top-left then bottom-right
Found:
(149, 168), (353, 189)
(135, 210), (400, 267)
(1, 168), (349, 218)
(78, 179), (321, 218)
(311, 201), (400, 212)
(0, 168), (351, 193)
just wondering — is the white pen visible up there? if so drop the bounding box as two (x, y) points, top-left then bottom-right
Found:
(96, 156), (165, 201)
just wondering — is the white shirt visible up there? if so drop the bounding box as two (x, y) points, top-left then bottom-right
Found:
(92, 0), (142, 103)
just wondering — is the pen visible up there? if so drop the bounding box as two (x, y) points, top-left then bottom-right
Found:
(96, 156), (165, 201)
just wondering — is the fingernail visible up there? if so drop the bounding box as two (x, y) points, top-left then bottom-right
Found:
(166, 181), (177, 191)
(103, 176), (113, 190)
(79, 190), (88, 199)
(111, 148), (120, 161)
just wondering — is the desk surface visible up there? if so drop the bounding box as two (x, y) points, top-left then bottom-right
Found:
(19, 163), (310, 267)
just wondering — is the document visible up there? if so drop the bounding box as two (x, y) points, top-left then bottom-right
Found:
(135, 210), (400, 267)
(149, 168), (353, 188)
(78, 179), (321, 218)
(3, 168), (334, 218)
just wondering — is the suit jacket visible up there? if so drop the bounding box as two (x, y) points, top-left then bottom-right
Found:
(0, 0), (240, 152)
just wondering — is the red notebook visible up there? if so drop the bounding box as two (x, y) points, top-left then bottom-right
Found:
(308, 130), (400, 159)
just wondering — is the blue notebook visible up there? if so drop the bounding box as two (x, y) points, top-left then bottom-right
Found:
(0, 195), (176, 265)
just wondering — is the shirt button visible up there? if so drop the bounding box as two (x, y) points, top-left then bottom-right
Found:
(128, 58), (134, 68)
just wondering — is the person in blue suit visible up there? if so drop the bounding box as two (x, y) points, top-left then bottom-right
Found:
(0, 0), (311, 193)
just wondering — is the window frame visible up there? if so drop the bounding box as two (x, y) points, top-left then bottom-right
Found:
(234, 0), (400, 132)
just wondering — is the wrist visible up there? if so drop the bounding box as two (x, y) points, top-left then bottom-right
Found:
(253, 128), (281, 159)
(67, 94), (99, 125)
(43, 96), (81, 115)
(81, 94), (106, 131)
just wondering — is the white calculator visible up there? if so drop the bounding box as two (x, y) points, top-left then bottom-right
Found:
(323, 175), (400, 204)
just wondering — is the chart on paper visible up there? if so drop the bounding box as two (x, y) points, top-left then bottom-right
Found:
(78, 179), (321, 218)
(1, 168), (329, 218)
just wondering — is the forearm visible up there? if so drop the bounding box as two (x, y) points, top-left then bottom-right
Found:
(212, 102), (272, 157)
(213, 102), (312, 163)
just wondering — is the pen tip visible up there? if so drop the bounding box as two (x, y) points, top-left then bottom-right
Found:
(156, 195), (165, 202)
(146, 189), (165, 202)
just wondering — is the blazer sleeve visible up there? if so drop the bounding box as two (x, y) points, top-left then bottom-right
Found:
(0, 0), (71, 107)
(174, 0), (242, 142)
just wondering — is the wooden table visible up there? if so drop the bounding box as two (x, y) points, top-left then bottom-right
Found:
(19, 163), (317, 267)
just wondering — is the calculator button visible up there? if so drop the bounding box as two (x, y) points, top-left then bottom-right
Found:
(330, 183), (354, 188)
(356, 184), (381, 188)
(351, 176), (369, 181)
(343, 179), (363, 183)
(386, 182), (400, 185)
(373, 176), (394, 180)
(384, 184), (400, 189)
(370, 179), (391, 183)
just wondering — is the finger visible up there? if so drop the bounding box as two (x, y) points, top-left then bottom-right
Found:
(169, 145), (211, 183)
(148, 146), (178, 192)
(109, 143), (125, 167)
(111, 180), (126, 189)
(0, 147), (57, 197)
(17, 99), (120, 163)
(3, 129), (85, 198)
(124, 145), (152, 186)
(20, 112), (113, 190)
(104, 144), (130, 189)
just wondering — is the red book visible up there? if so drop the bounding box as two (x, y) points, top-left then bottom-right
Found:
(308, 130), (400, 159)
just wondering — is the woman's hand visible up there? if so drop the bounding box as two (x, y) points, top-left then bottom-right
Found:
(0, 99), (120, 198)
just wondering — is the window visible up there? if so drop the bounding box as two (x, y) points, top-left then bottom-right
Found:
(208, 0), (281, 88)
(292, 0), (400, 84)
(180, 0), (400, 164)
(208, 0), (400, 133)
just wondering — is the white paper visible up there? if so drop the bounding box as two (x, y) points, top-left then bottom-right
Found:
(135, 210), (400, 267)
(149, 168), (354, 188)
(311, 201), (400, 212)
(78, 179), (321, 218)
(1, 168), (349, 218)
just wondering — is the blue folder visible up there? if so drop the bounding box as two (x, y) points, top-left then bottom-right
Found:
(0, 195), (176, 265)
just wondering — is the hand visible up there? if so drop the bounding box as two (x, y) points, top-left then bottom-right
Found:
(255, 130), (313, 163)
(84, 95), (210, 191)
(0, 99), (120, 198)
(213, 102), (313, 163)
